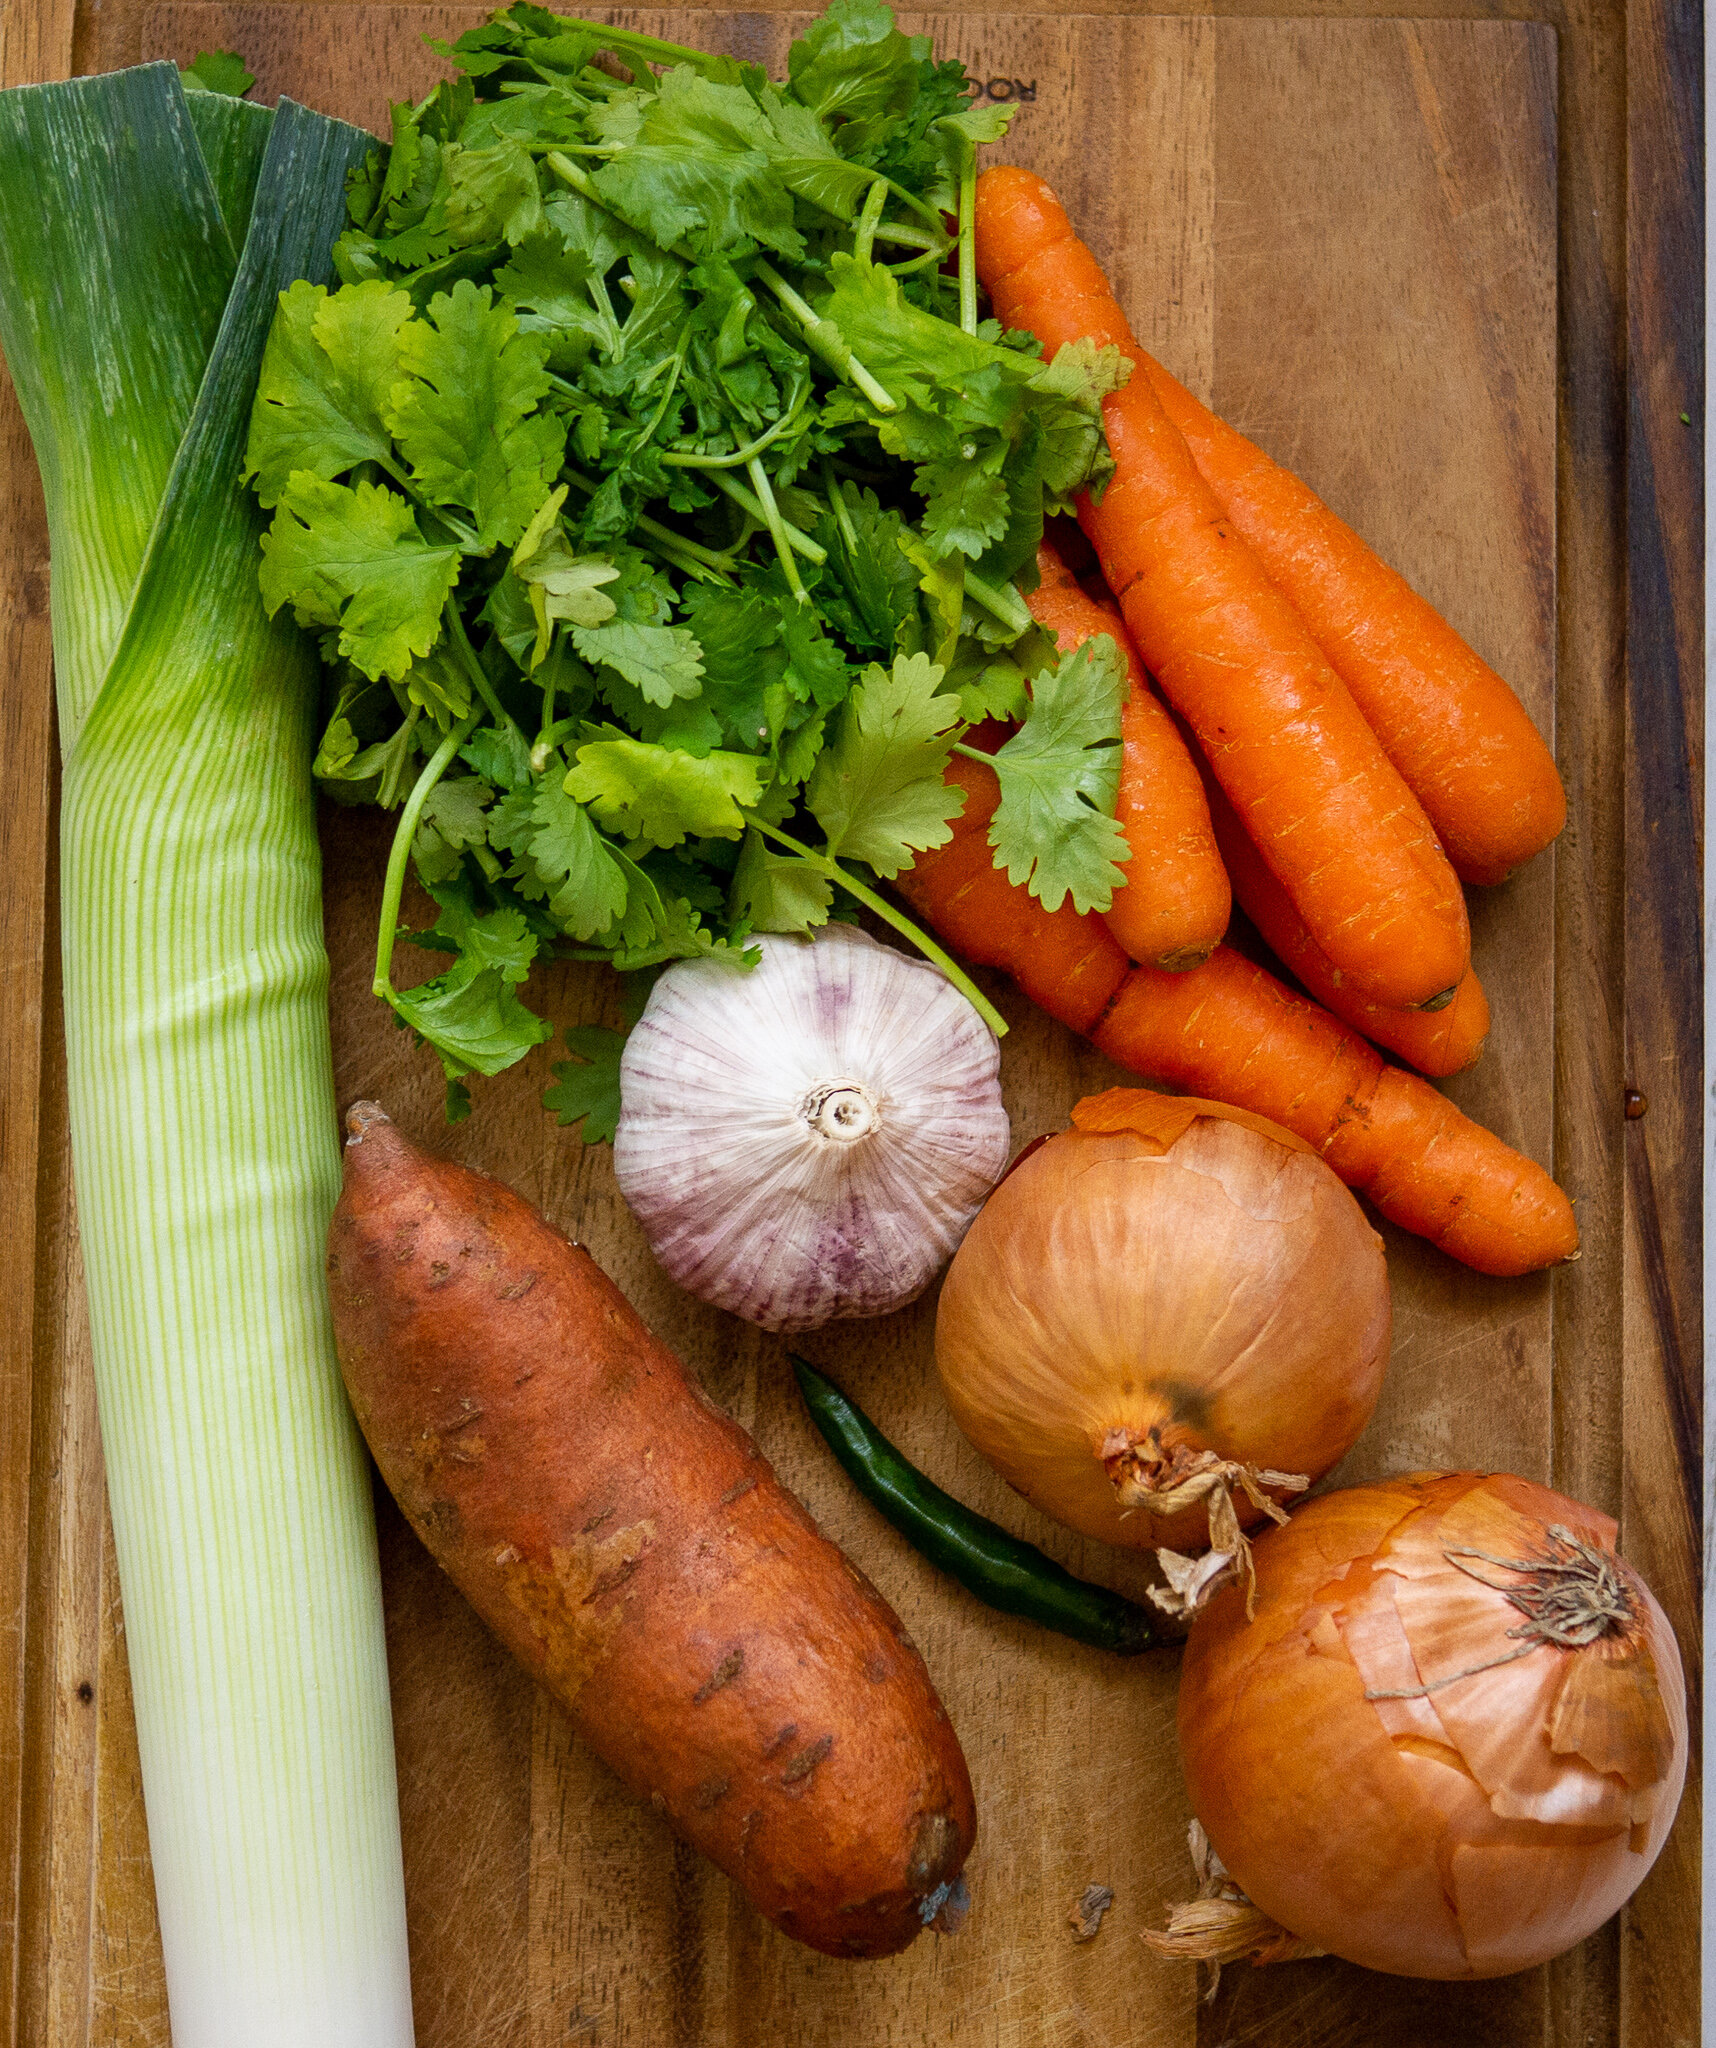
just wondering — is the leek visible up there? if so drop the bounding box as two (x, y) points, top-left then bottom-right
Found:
(0, 70), (414, 2045)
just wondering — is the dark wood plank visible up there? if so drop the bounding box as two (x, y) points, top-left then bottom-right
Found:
(1621, 0), (1705, 2033)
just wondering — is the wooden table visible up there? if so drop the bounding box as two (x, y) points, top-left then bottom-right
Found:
(0, 0), (1701, 2042)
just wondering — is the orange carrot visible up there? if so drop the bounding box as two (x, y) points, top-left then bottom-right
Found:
(896, 789), (1575, 1276)
(1202, 765), (1491, 1077)
(1093, 949), (1571, 1277)
(974, 164), (1470, 1013)
(1026, 539), (1230, 970)
(1142, 356), (1566, 885)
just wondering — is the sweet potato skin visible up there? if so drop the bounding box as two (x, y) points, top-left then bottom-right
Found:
(326, 1105), (975, 1959)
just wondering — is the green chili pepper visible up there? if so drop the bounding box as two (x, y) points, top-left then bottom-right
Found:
(791, 1356), (1160, 1657)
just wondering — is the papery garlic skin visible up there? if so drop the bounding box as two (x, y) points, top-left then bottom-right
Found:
(614, 924), (1011, 1332)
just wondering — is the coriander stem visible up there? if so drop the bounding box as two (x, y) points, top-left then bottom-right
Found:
(444, 602), (523, 738)
(746, 457), (808, 602)
(753, 260), (897, 414)
(871, 221), (945, 252)
(957, 141), (979, 336)
(373, 710), (481, 1000)
(963, 568), (1034, 636)
(706, 468), (827, 563)
(822, 463), (860, 553)
(662, 387), (807, 469)
(854, 178), (889, 266)
(561, 468), (740, 576)
(744, 817), (1009, 1038)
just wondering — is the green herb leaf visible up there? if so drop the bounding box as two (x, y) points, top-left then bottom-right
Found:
(258, 476), (462, 681)
(566, 730), (765, 846)
(590, 69), (803, 260)
(180, 48), (255, 97)
(787, 0), (919, 127)
(807, 650), (964, 875)
(392, 884), (555, 1078)
(983, 633), (1129, 912)
(386, 279), (566, 548)
(243, 280), (415, 508)
(570, 619), (704, 706)
(543, 1023), (627, 1142)
(730, 826), (834, 934)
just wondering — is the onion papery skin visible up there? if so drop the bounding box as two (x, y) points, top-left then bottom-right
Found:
(1178, 1473), (1689, 1979)
(933, 1116), (1390, 1550)
(615, 924), (1011, 1332)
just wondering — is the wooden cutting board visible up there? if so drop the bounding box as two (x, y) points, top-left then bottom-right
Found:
(3, 8), (1698, 2045)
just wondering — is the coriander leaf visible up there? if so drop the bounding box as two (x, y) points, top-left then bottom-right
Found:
(730, 826), (833, 935)
(387, 279), (566, 549)
(984, 633), (1130, 912)
(678, 581), (786, 748)
(181, 48), (254, 96)
(412, 774), (494, 891)
(755, 88), (877, 221)
(917, 457), (1010, 559)
(403, 639), (474, 727)
(939, 102), (1013, 146)
(440, 137), (545, 248)
(461, 720), (535, 789)
(259, 476), (461, 682)
(494, 228), (614, 352)
(391, 886), (553, 1078)
(590, 68), (802, 260)
(778, 598), (852, 708)
(566, 732), (765, 846)
(517, 542), (621, 628)
(788, 0), (919, 127)
(543, 1024), (626, 1143)
(818, 487), (920, 654)
(524, 776), (630, 938)
(806, 651), (964, 876)
(571, 619), (704, 707)
(244, 280), (415, 508)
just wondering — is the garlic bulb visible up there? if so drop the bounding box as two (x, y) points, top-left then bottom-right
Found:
(614, 924), (1011, 1332)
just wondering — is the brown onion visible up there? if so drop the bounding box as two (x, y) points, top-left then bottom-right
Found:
(1163, 1472), (1688, 1979)
(933, 1089), (1391, 1582)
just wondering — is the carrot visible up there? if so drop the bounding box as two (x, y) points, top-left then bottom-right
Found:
(1141, 355), (1566, 885)
(1092, 950), (1574, 1276)
(897, 799), (1575, 1275)
(974, 164), (1470, 1013)
(1026, 539), (1230, 969)
(327, 1104), (977, 1959)
(1201, 763), (1491, 1077)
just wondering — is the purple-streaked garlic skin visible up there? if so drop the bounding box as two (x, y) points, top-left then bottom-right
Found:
(613, 925), (1012, 1333)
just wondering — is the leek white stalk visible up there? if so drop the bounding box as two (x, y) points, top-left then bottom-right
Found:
(0, 72), (413, 2044)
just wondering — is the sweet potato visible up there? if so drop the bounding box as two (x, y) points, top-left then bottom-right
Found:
(326, 1103), (976, 1959)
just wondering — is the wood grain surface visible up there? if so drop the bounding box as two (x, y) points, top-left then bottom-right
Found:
(0, 4), (1700, 2046)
